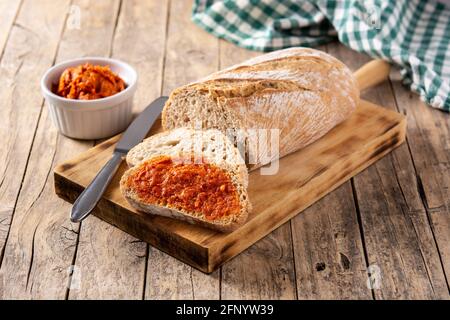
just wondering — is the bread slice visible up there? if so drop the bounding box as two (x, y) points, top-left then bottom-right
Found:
(161, 47), (359, 169)
(126, 127), (248, 188)
(120, 128), (250, 232)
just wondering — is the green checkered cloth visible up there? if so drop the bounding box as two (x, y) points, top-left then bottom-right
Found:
(192, 0), (450, 112)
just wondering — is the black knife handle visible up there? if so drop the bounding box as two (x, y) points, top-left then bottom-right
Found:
(70, 152), (124, 223)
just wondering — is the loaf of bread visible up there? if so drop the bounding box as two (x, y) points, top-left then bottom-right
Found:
(120, 128), (250, 232)
(162, 47), (359, 168)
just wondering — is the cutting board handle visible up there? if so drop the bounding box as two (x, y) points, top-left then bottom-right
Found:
(353, 59), (391, 91)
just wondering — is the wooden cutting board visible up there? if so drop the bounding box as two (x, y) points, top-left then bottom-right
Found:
(54, 98), (406, 273)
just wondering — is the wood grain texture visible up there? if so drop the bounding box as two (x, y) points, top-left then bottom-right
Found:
(219, 40), (297, 300)
(144, 0), (220, 300)
(0, 0), (122, 299)
(68, 0), (168, 300)
(292, 182), (371, 299)
(328, 43), (450, 299)
(390, 70), (450, 294)
(0, 0), (21, 57)
(0, 0), (71, 299)
(0, 0), (68, 252)
(161, 0), (219, 96)
(221, 221), (296, 299)
(54, 99), (406, 274)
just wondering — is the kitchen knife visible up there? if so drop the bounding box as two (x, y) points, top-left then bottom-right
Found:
(70, 96), (168, 223)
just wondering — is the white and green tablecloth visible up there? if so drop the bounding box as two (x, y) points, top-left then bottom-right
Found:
(192, 0), (450, 111)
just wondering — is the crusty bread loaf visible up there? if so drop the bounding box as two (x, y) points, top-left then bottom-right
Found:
(120, 128), (250, 232)
(162, 47), (359, 169)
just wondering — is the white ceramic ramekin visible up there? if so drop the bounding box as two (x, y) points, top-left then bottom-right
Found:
(41, 57), (138, 140)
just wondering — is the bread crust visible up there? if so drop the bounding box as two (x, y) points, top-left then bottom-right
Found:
(162, 47), (359, 169)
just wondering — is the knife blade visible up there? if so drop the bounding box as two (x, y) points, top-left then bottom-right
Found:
(70, 96), (168, 223)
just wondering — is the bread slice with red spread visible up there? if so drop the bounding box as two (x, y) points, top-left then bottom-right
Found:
(126, 127), (248, 188)
(120, 128), (250, 232)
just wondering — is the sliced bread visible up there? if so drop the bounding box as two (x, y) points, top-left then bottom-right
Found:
(120, 128), (250, 232)
(126, 127), (248, 188)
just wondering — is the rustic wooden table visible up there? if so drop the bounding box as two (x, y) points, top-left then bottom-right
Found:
(0, 0), (449, 300)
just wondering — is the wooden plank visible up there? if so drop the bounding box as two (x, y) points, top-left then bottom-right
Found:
(0, 0), (21, 57)
(0, 0), (71, 299)
(328, 43), (449, 299)
(54, 100), (406, 274)
(144, 0), (220, 300)
(390, 70), (450, 292)
(220, 220), (296, 299)
(391, 88), (450, 210)
(0, 0), (120, 299)
(218, 41), (297, 300)
(48, 0), (125, 300)
(292, 182), (372, 299)
(67, 0), (169, 300)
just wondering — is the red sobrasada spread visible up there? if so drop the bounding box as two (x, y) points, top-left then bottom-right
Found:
(126, 156), (240, 220)
(57, 63), (125, 100)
